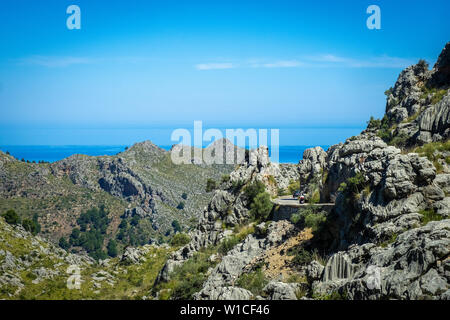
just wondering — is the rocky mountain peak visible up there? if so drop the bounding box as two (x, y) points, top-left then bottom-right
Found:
(124, 140), (168, 157)
(430, 41), (450, 87)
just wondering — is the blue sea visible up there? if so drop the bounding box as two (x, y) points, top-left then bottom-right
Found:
(0, 145), (329, 164)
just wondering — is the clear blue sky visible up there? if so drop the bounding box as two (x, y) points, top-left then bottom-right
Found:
(0, 0), (448, 146)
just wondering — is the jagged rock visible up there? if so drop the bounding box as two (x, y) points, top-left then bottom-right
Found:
(435, 174), (450, 194)
(193, 221), (294, 300)
(306, 260), (324, 282)
(1, 251), (19, 271)
(300, 147), (327, 176)
(263, 281), (299, 300)
(31, 267), (59, 284)
(433, 197), (450, 217)
(322, 252), (354, 282)
(198, 286), (254, 300)
(120, 246), (148, 265)
(123, 207), (151, 218)
(430, 42), (450, 87)
(418, 95), (450, 135)
(313, 220), (450, 300)
(421, 183), (445, 201)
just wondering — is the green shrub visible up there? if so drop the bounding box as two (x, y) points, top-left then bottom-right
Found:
(59, 237), (70, 250)
(417, 59), (429, 72)
(2, 209), (20, 225)
(367, 116), (381, 129)
(380, 233), (398, 248)
(206, 178), (217, 192)
(21, 215), (40, 235)
(420, 85), (447, 105)
(389, 132), (409, 148)
(181, 192), (188, 200)
(221, 174), (230, 183)
(420, 209), (442, 225)
(289, 247), (312, 265)
(176, 201), (185, 210)
(384, 87), (393, 97)
(231, 179), (245, 193)
(294, 206), (328, 233)
(414, 141), (450, 173)
(415, 140), (450, 161)
(67, 206), (111, 260)
(235, 266), (268, 296)
(310, 189), (320, 204)
(171, 220), (182, 233)
(244, 180), (266, 202)
(250, 192), (273, 221)
(233, 224), (255, 240)
(170, 233), (190, 247)
(304, 211), (327, 232)
(22, 219), (34, 233)
(218, 236), (240, 255)
(338, 172), (366, 196)
(156, 247), (216, 299)
(287, 179), (300, 195)
(373, 115), (392, 143)
(107, 239), (118, 257)
(290, 213), (301, 224)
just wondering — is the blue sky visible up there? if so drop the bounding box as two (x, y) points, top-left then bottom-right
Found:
(0, 0), (449, 146)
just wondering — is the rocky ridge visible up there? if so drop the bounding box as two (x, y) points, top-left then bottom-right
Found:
(0, 139), (234, 244)
(155, 43), (450, 300)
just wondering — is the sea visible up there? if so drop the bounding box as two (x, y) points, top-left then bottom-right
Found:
(0, 145), (330, 164)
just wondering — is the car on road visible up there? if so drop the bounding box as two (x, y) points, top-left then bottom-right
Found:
(293, 190), (300, 199)
(299, 194), (306, 204)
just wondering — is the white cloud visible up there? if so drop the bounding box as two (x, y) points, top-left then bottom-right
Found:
(260, 60), (304, 68)
(309, 54), (347, 63)
(195, 63), (236, 70)
(16, 56), (96, 67)
(14, 56), (157, 68)
(195, 54), (416, 71)
(306, 54), (415, 68)
(346, 56), (415, 68)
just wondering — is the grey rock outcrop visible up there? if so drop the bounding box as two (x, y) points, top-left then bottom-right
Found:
(263, 281), (300, 300)
(306, 261), (325, 282)
(198, 286), (254, 300)
(313, 220), (450, 300)
(193, 220), (294, 300)
(383, 42), (450, 145)
(120, 246), (151, 265)
(156, 147), (295, 286)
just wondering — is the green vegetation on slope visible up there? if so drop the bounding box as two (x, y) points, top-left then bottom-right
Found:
(0, 217), (172, 300)
(414, 140), (450, 173)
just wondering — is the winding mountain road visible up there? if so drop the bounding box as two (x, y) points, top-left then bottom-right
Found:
(272, 195), (334, 208)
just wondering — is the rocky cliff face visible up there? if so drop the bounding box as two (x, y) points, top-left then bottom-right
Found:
(155, 43), (450, 300)
(382, 42), (450, 145)
(293, 43), (450, 300)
